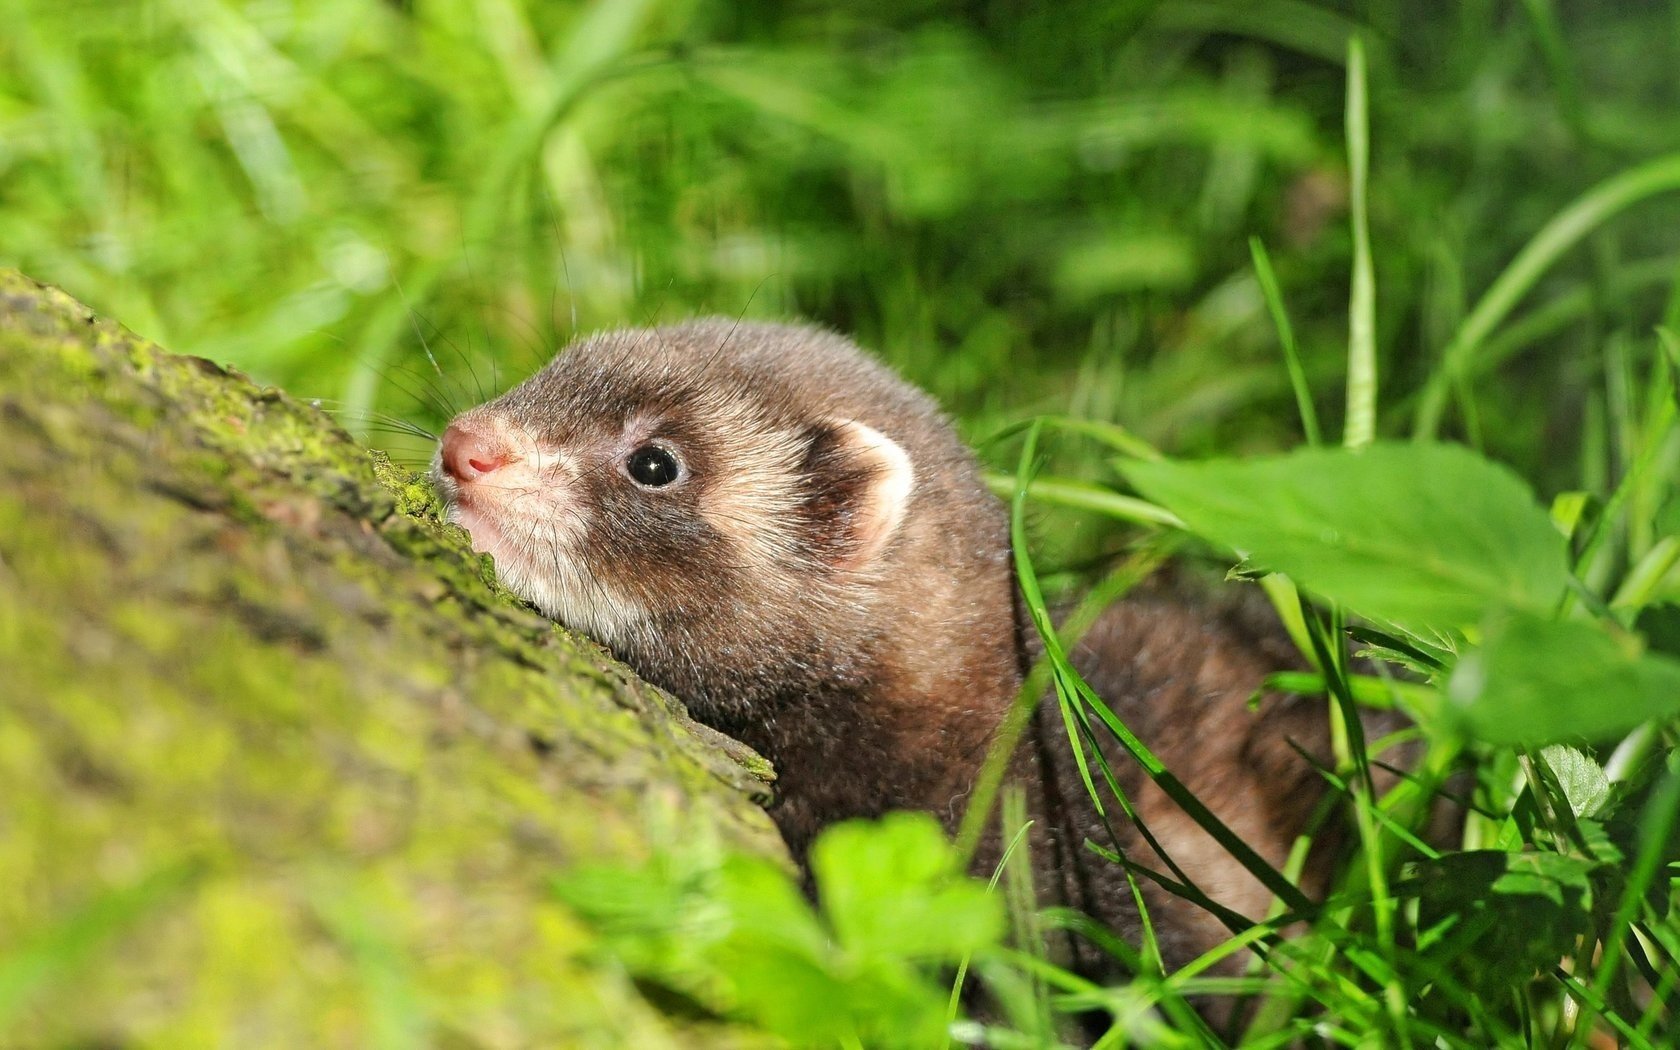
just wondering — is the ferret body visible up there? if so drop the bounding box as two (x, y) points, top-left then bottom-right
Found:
(433, 320), (1340, 978)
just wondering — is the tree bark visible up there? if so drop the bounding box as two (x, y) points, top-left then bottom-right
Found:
(0, 269), (786, 1047)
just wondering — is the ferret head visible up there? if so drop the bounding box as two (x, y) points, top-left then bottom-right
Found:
(432, 320), (1014, 730)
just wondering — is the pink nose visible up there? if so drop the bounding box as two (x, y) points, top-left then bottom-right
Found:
(440, 423), (512, 483)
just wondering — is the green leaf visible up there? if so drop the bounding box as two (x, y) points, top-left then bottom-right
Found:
(712, 858), (882, 1043)
(1447, 614), (1680, 744)
(1406, 849), (1597, 996)
(1540, 744), (1611, 818)
(555, 816), (1004, 1046)
(1123, 442), (1570, 633)
(811, 812), (1003, 962)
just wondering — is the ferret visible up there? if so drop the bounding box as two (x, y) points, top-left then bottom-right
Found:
(432, 319), (1348, 984)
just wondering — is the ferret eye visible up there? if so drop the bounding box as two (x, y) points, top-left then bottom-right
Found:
(626, 445), (681, 488)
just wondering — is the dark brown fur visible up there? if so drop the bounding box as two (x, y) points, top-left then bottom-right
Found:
(434, 320), (1350, 978)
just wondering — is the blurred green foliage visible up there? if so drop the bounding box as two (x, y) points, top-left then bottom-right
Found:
(4, 0), (1679, 479)
(556, 812), (1007, 1047)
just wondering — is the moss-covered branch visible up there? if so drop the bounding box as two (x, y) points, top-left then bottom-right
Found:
(0, 269), (785, 1047)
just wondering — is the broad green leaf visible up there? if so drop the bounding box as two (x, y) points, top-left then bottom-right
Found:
(1407, 850), (1597, 995)
(1447, 614), (1680, 744)
(556, 820), (989, 1046)
(810, 812), (1003, 962)
(713, 855), (833, 959)
(1541, 744), (1611, 818)
(1574, 818), (1626, 867)
(1124, 443), (1570, 632)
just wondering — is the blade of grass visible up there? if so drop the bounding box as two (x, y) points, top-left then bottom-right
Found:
(1556, 968), (1658, 1050)
(977, 414), (1163, 461)
(1343, 36), (1377, 450)
(1449, 258), (1680, 389)
(945, 816), (1037, 1046)
(987, 948), (1201, 1049)
(981, 426), (1288, 957)
(998, 787), (1052, 1040)
(1632, 331), (1678, 556)
(1262, 670), (1435, 710)
(1634, 921), (1680, 1039)
(1039, 907), (1222, 1043)
(340, 0), (660, 425)
(1517, 0), (1591, 145)
(1415, 152), (1680, 438)
(1610, 536), (1680, 613)
(1300, 595), (1414, 1047)
(1659, 327), (1680, 411)
(954, 529), (1172, 865)
(1566, 386), (1677, 611)
(981, 473), (1183, 529)
(1250, 237), (1322, 446)
(1006, 426), (1314, 916)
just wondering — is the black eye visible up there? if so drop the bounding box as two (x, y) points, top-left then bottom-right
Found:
(626, 444), (681, 488)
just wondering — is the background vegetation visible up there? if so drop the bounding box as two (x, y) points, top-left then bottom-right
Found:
(4, 0), (1679, 1046)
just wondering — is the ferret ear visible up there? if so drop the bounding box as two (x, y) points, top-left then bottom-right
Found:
(798, 419), (915, 568)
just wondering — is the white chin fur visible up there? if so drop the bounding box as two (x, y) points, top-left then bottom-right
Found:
(447, 503), (646, 650)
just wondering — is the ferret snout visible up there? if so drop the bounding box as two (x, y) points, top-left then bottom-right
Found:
(440, 422), (515, 483)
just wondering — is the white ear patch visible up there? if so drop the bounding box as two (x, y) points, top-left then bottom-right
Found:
(832, 419), (915, 566)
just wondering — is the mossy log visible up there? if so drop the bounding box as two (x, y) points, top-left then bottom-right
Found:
(0, 270), (787, 1048)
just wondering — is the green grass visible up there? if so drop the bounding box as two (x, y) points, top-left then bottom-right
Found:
(4, 0), (1680, 1045)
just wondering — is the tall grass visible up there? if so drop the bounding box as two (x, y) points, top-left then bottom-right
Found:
(7, 2), (1676, 471)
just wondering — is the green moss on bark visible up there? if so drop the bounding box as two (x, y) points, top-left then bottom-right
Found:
(0, 270), (785, 1048)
